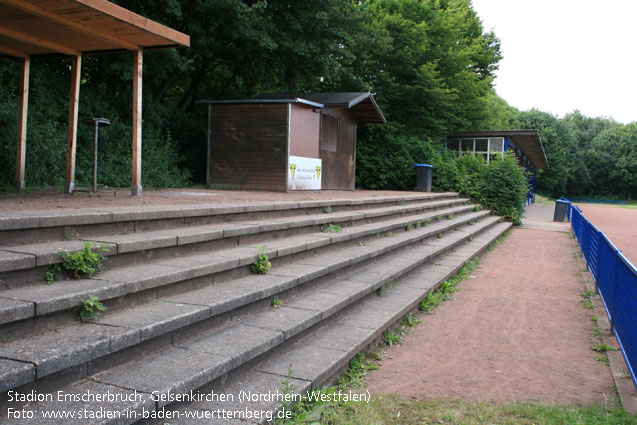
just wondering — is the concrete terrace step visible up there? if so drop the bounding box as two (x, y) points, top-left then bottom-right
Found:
(0, 212), (497, 395)
(0, 193), (459, 245)
(0, 204), (482, 329)
(0, 215), (505, 422)
(177, 221), (513, 425)
(0, 196), (467, 280)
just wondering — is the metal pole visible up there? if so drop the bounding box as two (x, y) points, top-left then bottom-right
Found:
(93, 121), (99, 193)
(206, 104), (211, 185)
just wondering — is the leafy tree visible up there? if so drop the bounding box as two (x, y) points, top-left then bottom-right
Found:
(591, 124), (637, 199)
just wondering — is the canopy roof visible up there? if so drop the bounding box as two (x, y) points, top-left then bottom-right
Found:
(0, 0), (190, 58)
(447, 130), (548, 169)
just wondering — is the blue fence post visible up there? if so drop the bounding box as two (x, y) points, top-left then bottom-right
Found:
(608, 246), (622, 335)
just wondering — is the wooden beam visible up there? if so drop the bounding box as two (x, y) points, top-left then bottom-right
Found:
(0, 0), (140, 51)
(131, 49), (143, 196)
(0, 44), (28, 58)
(64, 54), (82, 194)
(15, 55), (29, 189)
(73, 0), (190, 47)
(0, 26), (80, 56)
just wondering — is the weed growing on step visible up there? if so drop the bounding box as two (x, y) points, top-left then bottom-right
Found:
(402, 312), (421, 327)
(436, 214), (443, 221)
(79, 296), (106, 322)
(383, 327), (403, 346)
(419, 257), (481, 313)
(357, 241), (367, 247)
(251, 245), (272, 274)
(473, 204), (482, 212)
(279, 365), (297, 414)
(376, 282), (393, 296)
(276, 352), (379, 424)
(487, 229), (511, 252)
(591, 342), (617, 353)
(45, 264), (62, 284)
(385, 231), (397, 237)
(447, 214), (454, 220)
(397, 200), (406, 206)
(405, 224), (412, 231)
(336, 352), (379, 388)
(416, 221), (422, 228)
(272, 296), (283, 308)
(322, 223), (342, 233)
(436, 233), (443, 239)
(55, 242), (110, 280)
(324, 205), (332, 214)
(580, 290), (596, 309)
(596, 356), (610, 365)
(63, 227), (80, 240)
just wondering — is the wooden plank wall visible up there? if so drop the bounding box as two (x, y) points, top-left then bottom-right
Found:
(319, 108), (357, 190)
(210, 103), (288, 191)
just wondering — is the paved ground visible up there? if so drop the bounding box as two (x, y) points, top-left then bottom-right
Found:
(577, 204), (637, 266)
(0, 188), (417, 212)
(364, 204), (617, 406)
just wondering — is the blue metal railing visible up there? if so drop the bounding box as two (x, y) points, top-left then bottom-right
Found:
(570, 204), (637, 390)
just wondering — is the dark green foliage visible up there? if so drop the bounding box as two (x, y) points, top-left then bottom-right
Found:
(478, 155), (528, 224)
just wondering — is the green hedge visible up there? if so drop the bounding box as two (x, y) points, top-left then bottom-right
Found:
(356, 129), (528, 224)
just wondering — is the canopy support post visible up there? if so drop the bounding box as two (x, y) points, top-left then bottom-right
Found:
(65, 53), (82, 194)
(131, 49), (143, 196)
(16, 55), (30, 190)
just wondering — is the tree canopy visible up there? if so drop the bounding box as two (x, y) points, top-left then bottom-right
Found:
(0, 0), (634, 200)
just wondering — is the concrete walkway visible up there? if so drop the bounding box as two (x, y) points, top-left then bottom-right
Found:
(520, 203), (570, 232)
(364, 204), (617, 406)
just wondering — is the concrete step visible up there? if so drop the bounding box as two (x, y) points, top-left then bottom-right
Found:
(0, 196), (467, 287)
(0, 193), (459, 246)
(0, 210), (496, 394)
(175, 222), (513, 424)
(0, 204), (482, 331)
(0, 216), (508, 423)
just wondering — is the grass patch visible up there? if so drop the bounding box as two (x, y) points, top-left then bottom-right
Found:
(293, 395), (637, 425)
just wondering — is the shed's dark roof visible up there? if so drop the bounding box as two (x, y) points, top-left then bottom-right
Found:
(447, 130), (548, 169)
(257, 92), (386, 124)
(198, 98), (323, 108)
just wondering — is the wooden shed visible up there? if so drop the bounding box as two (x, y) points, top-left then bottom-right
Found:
(201, 92), (385, 191)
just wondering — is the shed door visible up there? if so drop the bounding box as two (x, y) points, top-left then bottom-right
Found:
(338, 120), (356, 190)
(319, 115), (339, 189)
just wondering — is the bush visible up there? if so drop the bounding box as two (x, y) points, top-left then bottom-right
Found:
(478, 153), (528, 224)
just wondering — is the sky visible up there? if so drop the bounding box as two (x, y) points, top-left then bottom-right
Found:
(471, 0), (637, 124)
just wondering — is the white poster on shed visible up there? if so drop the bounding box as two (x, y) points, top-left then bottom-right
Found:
(287, 156), (322, 190)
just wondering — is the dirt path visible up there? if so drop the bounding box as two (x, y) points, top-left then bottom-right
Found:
(578, 204), (637, 266)
(364, 227), (616, 406)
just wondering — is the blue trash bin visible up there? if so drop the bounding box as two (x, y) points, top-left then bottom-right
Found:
(414, 164), (434, 192)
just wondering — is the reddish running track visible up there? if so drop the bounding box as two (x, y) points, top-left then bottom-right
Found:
(578, 205), (637, 266)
